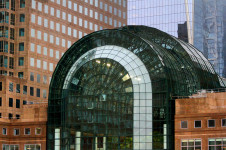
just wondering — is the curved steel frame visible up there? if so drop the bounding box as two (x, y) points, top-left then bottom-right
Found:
(47, 26), (224, 150)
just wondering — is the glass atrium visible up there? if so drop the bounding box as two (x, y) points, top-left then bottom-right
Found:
(47, 26), (224, 150)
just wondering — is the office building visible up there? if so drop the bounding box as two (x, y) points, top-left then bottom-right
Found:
(47, 25), (224, 150)
(0, 0), (127, 149)
(128, 0), (226, 78)
(175, 91), (226, 150)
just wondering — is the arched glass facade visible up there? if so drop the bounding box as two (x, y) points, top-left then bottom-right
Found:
(47, 26), (224, 150)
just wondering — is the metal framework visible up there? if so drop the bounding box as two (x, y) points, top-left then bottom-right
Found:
(47, 26), (224, 150)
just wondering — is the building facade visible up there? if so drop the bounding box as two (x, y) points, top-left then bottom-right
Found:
(47, 26), (224, 150)
(128, 0), (226, 78)
(0, 0), (127, 149)
(175, 91), (226, 150)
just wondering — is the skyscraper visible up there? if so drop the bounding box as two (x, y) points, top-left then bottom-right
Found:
(0, 0), (127, 149)
(128, 0), (226, 77)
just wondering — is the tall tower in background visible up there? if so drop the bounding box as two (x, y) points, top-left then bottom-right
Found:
(128, 0), (226, 78)
(0, 0), (127, 149)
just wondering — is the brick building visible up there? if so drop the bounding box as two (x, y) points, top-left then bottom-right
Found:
(0, 0), (127, 149)
(175, 91), (226, 150)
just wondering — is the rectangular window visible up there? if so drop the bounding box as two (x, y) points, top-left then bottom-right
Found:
(30, 72), (34, 81)
(24, 128), (30, 135)
(0, 97), (2, 106)
(181, 139), (201, 150)
(0, 82), (2, 91)
(10, 43), (14, 54)
(16, 114), (20, 119)
(23, 85), (27, 95)
(208, 119), (215, 127)
(0, 26), (9, 38)
(20, 14), (25, 22)
(16, 99), (20, 108)
(181, 121), (187, 129)
(9, 57), (14, 69)
(0, 41), (8, 52)
(35, 128), (41, 135)
(19, 28), (24, 36)
(11, 0), (15, 10)
(43, 89), (47, 98)
(18, 72), (23, 78)
(37, 74), (40, 83)
(14, 129), (19, 135)
(43, 75), (47, 84)
(222, 119), (226, 127)
(23, 100), (27, 105)
(30, 87), (34, 96)
(3, 128), (7, 135)
(19, 42), (24, 51)
(194, 120), (201, 128)
(16, 84), (20, 93)
(37, 45), (41, 54)
(38, 16), (42, 25)
(18, 57), (24, 66)
(36, 88), (40, 97)
(9, 82), (13, 92)
(20, 0), (25, 8)
(208, 138), (226, 149)
(9, 98), (13, 107)
(10, 28), (14, 40)
(25, 145), (41, 150)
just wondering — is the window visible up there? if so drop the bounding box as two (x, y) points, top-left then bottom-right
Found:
(36, 88), (40, 97)
(38, 16), (42, 25)
(9, 57), (13, 69)
(16, 99), (20, 108)
(74, 3), (77, 11)
(73, 16), (77, 24)
(68, 14), (72, 22)
(43, 75), (47, 84)
(37, 59), (41, 68)
(19, 42), (24, 51)
(37, 30), (41, 39)
(16, 84), (20, 93)
(181, 139), (201, 150)
(194, 120), (201, 128)
(37, 74), (40, 83)
(209, 138), (226, 150)
(35, 128), (41, 135)
(208, 119), (215, 127)
(11, 0), (15, 10)
(25, 145), (41, 150)
(3, 128), (7, 135)
(56, 9), (60, 18)
(20, 0), (25, 8)
(62, 12), (66, 20)
(56, 51), (59, 59)
(18, 72), (23, 78)
(19, 28), (24, 36)
(44, 5), (48, 13)
(23, 85), (27, 94)
(31, 28), (35, 37)
(73, 29), (77, 38)
(0, 82), (2, 91)
(30, 58), (34, 66)
(43, 89), (47, 98)
(0, 41), (8, 52)
(16, 114), (20, 119)
(62, 25), (66, 34)
(24, 128), (30, 135)
(43, 47), (47, 55)
(9, 98), (13, 107)
(38, 2), (42, 11)
(10, 43), (14, 54)
(23, 100), (27, 105)
(30, 87), (34, 96)
(222, 119), (226, 127)
(20, 14), (25, 22)
(37, 45), (41, 54)
(0, 97), (2, 106)
(181, 121), (187, 129)
(43, 61), (47, 70)
(49, 63), (53, 71)
(0, 26), (9, 38)
(14, 129), (19, 135)
(50, 7), (54, 16)
(44, 18), (48, 27)
(9, 82), (13, 92)
(79, 5), (82, 13)
(18, 57), (24, 66)
(10, 28), (14, 39)
(9, 113), (13, 119)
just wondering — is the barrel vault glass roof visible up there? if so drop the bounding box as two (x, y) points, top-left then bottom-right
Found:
(47, 26), (224, 150)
